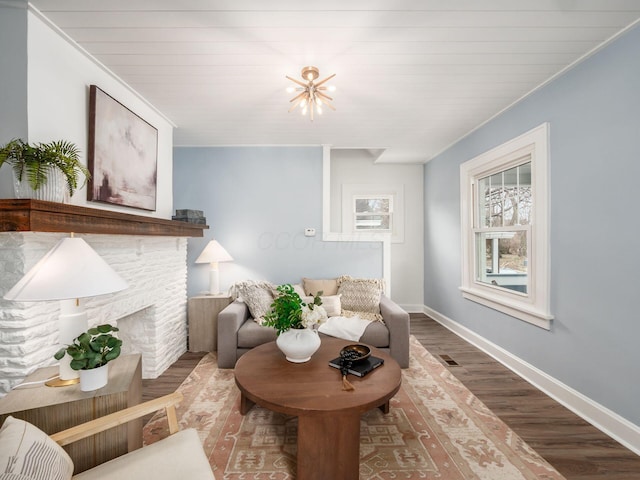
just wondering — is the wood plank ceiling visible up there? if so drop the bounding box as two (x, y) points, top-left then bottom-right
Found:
(29, 0), (640, 163)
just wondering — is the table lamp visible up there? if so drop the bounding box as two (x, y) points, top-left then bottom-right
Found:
(4, 235), (128, 386)
(195, 240), (233, 295)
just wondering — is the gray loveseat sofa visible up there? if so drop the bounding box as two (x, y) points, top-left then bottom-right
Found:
(217, 294), (410, 369)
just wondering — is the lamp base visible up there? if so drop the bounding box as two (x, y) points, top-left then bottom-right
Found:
(45, 376), (80, 387)
(208, 266), (221, 295)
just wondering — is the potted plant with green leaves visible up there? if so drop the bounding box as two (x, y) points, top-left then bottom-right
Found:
(0, 138), (90, 202)
(54, 324), (122, 391)
(263, 284), (327, 363)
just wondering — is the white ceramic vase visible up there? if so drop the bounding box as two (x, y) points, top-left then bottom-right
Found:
(276, 328), (321, 363)
(13, 168), (66, 202)
(79, 364), (109, 392)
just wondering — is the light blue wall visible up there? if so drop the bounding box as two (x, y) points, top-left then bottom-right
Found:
(173, 146), (383, 297)
(424, 24), (640, 425)
(0, 1), (28, 196)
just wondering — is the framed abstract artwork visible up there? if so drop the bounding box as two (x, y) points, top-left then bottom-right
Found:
(88, 84), (158, 211)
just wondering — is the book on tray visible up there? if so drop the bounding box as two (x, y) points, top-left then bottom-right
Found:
(328, 356), (384, 377)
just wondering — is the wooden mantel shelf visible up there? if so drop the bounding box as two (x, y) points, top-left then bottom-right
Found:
(0, 199), (208, 237)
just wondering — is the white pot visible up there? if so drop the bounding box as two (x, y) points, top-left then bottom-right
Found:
(276, 328), (321, 363)
(79, 364), (109, 391)
(13, 168), (66, 202)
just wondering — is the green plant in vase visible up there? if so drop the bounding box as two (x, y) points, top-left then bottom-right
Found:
(54, 324), (122, 371)
(0, 138), (90, 198)
(263, 284), (326, 335)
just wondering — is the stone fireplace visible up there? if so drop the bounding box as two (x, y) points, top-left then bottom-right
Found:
(0, 203), (204, 395)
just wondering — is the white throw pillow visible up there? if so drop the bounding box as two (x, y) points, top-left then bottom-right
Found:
(0, 416), (74, 480)
(303, 294), (342, 317)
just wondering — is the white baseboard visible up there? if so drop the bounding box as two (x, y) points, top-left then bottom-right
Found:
(423, 305), (640, 456)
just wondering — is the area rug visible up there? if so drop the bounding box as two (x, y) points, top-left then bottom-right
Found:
(144, 336), (565, 479)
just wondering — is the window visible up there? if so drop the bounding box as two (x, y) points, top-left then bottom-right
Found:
(476, 162), (531, 294)
(341, 184), (404, 243)
(460, 123), (553, 329)
(353, 195), (393, 232)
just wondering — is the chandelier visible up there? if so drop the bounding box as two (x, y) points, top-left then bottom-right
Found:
(286, 66), (336, 121)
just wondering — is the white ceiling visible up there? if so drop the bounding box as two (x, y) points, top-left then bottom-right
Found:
(30, 0), (640, 163)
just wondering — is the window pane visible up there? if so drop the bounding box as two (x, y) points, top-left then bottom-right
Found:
(517, 162), (532, 225)
(355, 214), (391, 230)
(355, 198), (390, 214)
(479, 162), (532, 228)
(477, 176), (491, 228)
(502, 165), (519, 226)
(475, 231), (528, 294)
(489, 172), (503, 227)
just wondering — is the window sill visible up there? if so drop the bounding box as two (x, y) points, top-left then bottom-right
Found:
(459, 286), (553, 330)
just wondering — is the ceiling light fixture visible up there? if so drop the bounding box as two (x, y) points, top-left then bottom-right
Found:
(286, 66), (336, 121)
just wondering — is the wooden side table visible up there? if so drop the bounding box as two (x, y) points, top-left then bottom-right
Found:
(187, 294), (232, 352)
(0, 354), (142, 473)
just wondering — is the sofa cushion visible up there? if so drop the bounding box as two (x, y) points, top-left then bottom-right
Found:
(72, 428), (214, 480)
(359, 320), (390, 348)
(237, 319), (278, 348)
(234, 281), (274, 324)
(337, 276), (384, 321)
(302, 278), (338, 296)
(0, 416), (73, 480)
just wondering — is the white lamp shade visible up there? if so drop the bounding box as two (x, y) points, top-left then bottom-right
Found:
(195, 240), (233, 264)
(4, 237), (128, 301)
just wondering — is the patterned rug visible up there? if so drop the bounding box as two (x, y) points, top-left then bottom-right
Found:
(144, 336), (565, 479)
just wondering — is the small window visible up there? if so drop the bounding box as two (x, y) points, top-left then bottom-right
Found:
(460, 123), (552, 329)
(353, 195), (393, 232)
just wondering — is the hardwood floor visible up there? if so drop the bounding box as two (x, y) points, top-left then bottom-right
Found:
(142, 314), (640, 479)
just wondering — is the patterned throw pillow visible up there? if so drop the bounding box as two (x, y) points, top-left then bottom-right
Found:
(0, 416), (74, 480)
(234, 281), (275, 324)
(337, 275), (385, 322)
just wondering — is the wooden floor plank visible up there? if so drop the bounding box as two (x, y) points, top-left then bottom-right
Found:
(143, 314), (640, 479)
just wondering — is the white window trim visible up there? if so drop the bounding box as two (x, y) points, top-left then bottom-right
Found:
(460, 123), (553, 330)
(341, 183), (405, 243)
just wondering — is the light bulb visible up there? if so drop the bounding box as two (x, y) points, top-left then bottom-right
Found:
(317, 98), (323, 105)
(317, 105), (323, 115)
(286, 86), (295, 93)
(328, 85), (336, 92)
(301, 99), (307, 107)
(302, 106), (307, 115)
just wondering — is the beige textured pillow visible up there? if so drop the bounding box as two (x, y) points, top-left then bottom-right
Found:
(337, 275), (384, 321)
(0, 416), (74, 480)
(302, 278), (338, 296)
(303, 294), (342, 317)
(234, 281), (274, 324)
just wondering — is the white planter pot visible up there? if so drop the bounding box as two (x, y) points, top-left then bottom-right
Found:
(276, 328), (321, 363)
(79, 364), (109, 392)
(13, 168), (66, 202)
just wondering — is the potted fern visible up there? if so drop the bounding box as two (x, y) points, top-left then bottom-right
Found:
(0, 138), (90, 202)
(54, 324), (122, 391)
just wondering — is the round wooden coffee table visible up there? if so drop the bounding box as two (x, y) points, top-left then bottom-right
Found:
(234, 335), (402, 480)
